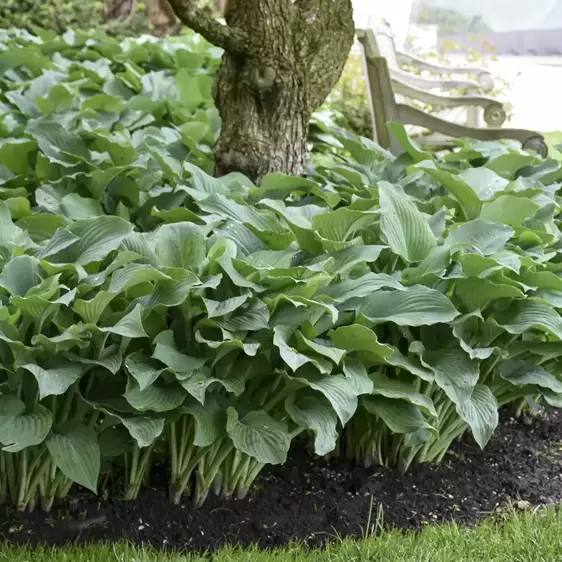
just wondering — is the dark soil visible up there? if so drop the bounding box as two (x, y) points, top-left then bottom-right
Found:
(2, 411), (562, 551)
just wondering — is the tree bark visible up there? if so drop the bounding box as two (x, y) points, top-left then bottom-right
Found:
(168, 0), (355, 182)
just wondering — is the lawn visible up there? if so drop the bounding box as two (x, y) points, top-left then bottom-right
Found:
(2, 508), (562, 561)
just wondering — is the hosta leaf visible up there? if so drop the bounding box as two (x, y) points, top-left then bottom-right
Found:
(273, 326), (331, 374)
(21, 362), (85, 400)
(100, 304), (148, 338)
(362, 396), (434, 434)
(65, 346), (123, 375)
(330, 324), (393, 362)
(46, 216), (134, 266)
(60, 194), (104, 220)
(46, 425), (100, 493)
(184, 162), (230, 195)
(290, 371), (361, 425)
(108, 264), (172, 294)
(179, 366), (244, 404)
(370, 372), (437, 416)
(0, 137), (36, 175)
(319, 273), (404, 304)
(359, 285), (459, 326)
(152, 330), (206, 371)
(182, 395), (225, 447)
(424, 347), (479, 406)
(124, 379), (186, 412)
(0, 255), (42, 296)
(285, 394), (338, 456)
(343, 359), (374, 395)
(480, 195), (539, 226)
(28, 121), (91, 166)
(499, 360), (562, 393)
(0, 403), (52, 453)
(446, 220), (514, 256)
(455, 278), (524, 311)
(74, 291), (116, 324)
(154, 222), (206, 270)
(226, 408), (291, 465)
(139, 269), (202, 308)
(217, 298), (270, 332)
(494, 300), (562, 340)
(122, 417), (165, 448)
(296, 332), (345, 364)
(0, 200), (28, 245)
(456, 384), (498, 449)
(202, 294), (250, 318)
(125, 350), (166, 391)
(312, 208), (376, 242)
(198, 194), (289, 240)
(387, 122), (433, 162)
(423, 168), (481, 221)
(378, 181), (436, 262)
(457, 167), (509, 200)
(328, 245), (386, 275)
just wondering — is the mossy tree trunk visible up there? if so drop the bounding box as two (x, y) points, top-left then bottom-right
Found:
(168, 0), (355, 182)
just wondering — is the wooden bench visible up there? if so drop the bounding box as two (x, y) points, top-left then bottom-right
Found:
(357, 28), (548, 157)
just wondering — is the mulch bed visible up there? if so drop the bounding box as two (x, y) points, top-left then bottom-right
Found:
(1, 410), (562, 551)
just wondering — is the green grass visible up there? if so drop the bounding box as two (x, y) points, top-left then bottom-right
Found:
(2, 508), (562, 561)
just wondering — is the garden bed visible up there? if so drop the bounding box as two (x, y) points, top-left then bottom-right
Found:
(2, 410), (561, 551)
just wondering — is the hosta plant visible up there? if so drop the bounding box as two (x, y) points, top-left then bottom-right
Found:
(3, 28), (562, 511)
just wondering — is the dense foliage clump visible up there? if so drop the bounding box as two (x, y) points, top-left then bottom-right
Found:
(1, 28), (562, 511)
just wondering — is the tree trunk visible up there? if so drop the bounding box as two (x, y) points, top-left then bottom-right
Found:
(168, 0), (355, 182)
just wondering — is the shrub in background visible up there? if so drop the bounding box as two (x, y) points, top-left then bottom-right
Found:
(1, 29), (562, 513)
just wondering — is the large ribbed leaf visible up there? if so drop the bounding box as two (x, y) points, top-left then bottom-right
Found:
(480, 195), (539, 226)
(312, 208), (376, 242)
(288, 370), (363, 425)
(152, 330), (206, 372)
(74, 291), (116, 324)
(362, 396), (434, 434)
(370, 372), (437, 417)
(446, 220), (514, 256)
(457, 385), (498, 449)
(226, 408), (291, 464)
(46, 216), (134, 266)
(378, 182), (436, 262)
(99, 304), (148, 338)
(273, 325), (331, 374)
(122, 417), (165, 448)
(458, 168), (509, 200)
(360, 286), (459, 326)
(424, 347), (479, 406)
(494, 300), (562, 340)
(124, 379), (186, 412)
(182, 395), (225, 447)
(154, 222), (206, 270)
(423, 168), (481, 220)
(319, 273), (404, 304)
(125, 350), (167, 391)
(454, 278), (524, 311)
(330, 324), (393, 362)
(0, 255), (42, 296)
(21, 362), (85, 399)
(285, 394), (338, 456)
(47, 425), (100, 492)
(108, 263), (171, 294)
(499, 360), (562, 392)
(202, 294), (250, 318)
(0, 400), (52, 453)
